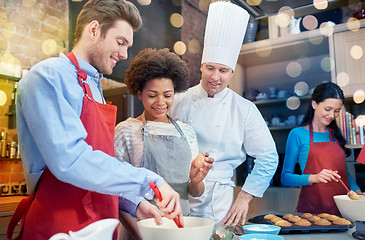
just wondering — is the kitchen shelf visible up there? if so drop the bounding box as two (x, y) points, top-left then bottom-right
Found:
(269, 126), (297, 131)
(0, 74), (20, 82)
(345, 144), (364, 149)
(0, 157), (21, 161)
(253, 96), (311, 107)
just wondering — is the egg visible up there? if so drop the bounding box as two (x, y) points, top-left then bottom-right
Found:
(194, 153), (205, 169)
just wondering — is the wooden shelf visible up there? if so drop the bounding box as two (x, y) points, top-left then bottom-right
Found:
(0, 74), (20, 82)
(269, 126), (297, 131)
(253, 96), (311, 107)
(0, 158), (21, 161)
(345, 144), (364, 149)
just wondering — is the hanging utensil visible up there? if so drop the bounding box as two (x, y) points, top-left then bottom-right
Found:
(337, 177), (360, 200)
(149, 181), (183, 228)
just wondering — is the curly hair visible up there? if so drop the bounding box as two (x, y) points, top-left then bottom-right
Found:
(124, 48), (189, 95)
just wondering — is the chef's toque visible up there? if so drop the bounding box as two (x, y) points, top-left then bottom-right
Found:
(201, 1), (250, 71)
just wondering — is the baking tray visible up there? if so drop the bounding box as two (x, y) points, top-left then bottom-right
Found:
(248, 214), (353, 234)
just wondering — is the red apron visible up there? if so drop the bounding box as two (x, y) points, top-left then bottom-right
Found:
(7, 52), (118, 240)
(356, 145), (365, 164)
(296, 123), (349, 215)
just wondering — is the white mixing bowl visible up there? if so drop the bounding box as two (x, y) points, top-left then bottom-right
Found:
(137, 216), (215, 240)
(333, 194), (365, 222)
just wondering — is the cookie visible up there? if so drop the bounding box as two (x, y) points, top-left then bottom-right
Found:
(307, 215), (321, 222)
(326, 215), (340, 221)
(288, 215), (302, 223)
(283, 213), (294, 220)
(271, 217), (283, 223)
(275, 219), (293, 227)
(300, 213), (313, 219)
(314, 218), (331, 226)
(295, 219), (311, 227)
(333, 218), (352, 226)
(317, 213), (330, 218)
(264, 214), (278, 220)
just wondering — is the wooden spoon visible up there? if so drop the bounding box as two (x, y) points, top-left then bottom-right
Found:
(337, 177), (360, 200)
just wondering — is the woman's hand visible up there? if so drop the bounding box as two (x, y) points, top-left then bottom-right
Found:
(308, 169), (341, 184)
(190, 152), (214, 184)
(188, 152), (214, 197)
(356, 190), (365, 196)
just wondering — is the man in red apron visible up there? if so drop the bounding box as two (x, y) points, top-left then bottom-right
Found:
(7, 1), (182, 239)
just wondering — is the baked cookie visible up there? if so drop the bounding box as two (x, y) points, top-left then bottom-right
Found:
(307, 215), (321, 222)
(271, 217), (283, 223)
(295, 219), (312, 227)
(314, 218), (331, 226)
(283, 213), (294, 220)
(300, 213), (313, 219)
(288, 215), (302, 223)
(264, 214), (278, 220)
(326, 215), (340, 221)
(333, 218), (352, 226)
(317, 213), (330, 218)
(275, 219), (293, 227)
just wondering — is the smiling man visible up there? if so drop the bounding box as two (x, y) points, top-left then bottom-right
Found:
(7, 1), (182, 239)
(169, 1), (279, 226)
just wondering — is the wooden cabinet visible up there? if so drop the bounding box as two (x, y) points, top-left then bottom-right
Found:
(230, 19), (365, 154)
(332, 27), (365, 97)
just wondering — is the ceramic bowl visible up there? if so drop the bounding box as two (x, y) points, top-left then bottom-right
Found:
(334, 194), (365, 222)
(239, 233), (284, 240)
(137, 216), (215, 240)
(242, 224), (281, 235)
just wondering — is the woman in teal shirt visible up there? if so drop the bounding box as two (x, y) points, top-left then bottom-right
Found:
(281, 82), (363, 214)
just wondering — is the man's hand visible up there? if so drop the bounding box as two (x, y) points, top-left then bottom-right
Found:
(154, 181), (184, 226)
(222, 190), (253, 226)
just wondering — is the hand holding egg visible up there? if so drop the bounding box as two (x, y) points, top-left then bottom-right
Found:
(194, 153), (206, 169)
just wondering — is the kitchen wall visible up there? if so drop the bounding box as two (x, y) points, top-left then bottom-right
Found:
(0, 0), (69, 196)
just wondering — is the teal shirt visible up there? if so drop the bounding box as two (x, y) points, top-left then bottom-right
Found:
(281, 127), (360, 191)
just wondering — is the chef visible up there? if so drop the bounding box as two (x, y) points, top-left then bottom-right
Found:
(7, 1), (182, 239)
(169, 1), (279, 226)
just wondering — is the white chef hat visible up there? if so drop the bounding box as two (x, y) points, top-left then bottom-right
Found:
(201, 1), (250, 71)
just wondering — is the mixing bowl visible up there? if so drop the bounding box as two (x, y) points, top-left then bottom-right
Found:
(333, 194), (365, 222)
(242, 224), (281, 235)
(239, 234), (284, 240)
(137, 216), (215, 240)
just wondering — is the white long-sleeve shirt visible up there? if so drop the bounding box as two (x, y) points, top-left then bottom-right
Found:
(169, 82), (278, 197)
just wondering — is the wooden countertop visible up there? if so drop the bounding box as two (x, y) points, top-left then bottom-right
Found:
(0, 196), (28, 215)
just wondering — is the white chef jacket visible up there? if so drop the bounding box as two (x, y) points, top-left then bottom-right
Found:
(169, 82), (278, 222)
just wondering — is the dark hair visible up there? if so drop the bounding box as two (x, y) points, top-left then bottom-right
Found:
(301, 82), (350, 156)
(124, 48), (189, 95)
(74, 0), (142, 45)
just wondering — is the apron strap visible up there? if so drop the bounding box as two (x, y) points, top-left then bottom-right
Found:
(309, 123), (314, 144)
(6, 195), (35, 240)
(66, 52), (94, 100)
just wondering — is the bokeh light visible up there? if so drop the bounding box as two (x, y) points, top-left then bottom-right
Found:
(350, 45), (363, 60)
(297, 57), (311, 71)
(320, 56), (335, 72)
(302, 15), (318, 30)
(275, 13), (291, 28)
(347, 17), (360, 32)
(255, 40), (272, 57)
(0, 90), (7, 106)
(336, 72), (350, 87)
(319, 22), (334, 37)
(0, 52), (22, 77)
(294, 81), (309, 96)
(188, 39), (200, 54)
(278, 6), (294, 19)
(286, 96), (301, 110)
(313, 0), (328, 10)
(137, 0), (151, 6)
(172, 0), (182, 7)
(170, 13), (184, 28)
(199, 0), (210, 11)
(174, 41), (186, 55)
(353, 90), (365, 104)
(42, 39), (59, 56)
(247, 0), (262, 6)
(286, 61), (302, 78)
